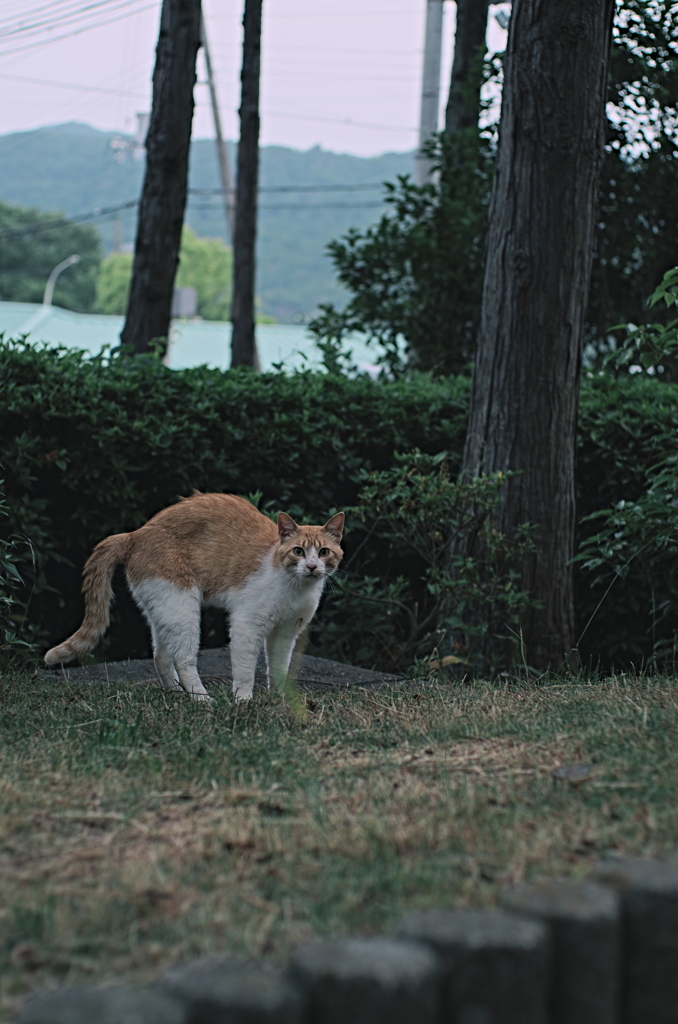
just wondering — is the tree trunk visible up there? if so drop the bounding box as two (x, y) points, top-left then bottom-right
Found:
(231, 0), (263, 369)
(461, 0), (615, 669)
(120, 0), (201, 357)
(444, 0), (491, 139)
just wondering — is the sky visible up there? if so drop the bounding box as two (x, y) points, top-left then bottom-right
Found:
(0, 0), (508, 157)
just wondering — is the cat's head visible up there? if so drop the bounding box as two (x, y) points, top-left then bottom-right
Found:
(276, 512), (344, 580)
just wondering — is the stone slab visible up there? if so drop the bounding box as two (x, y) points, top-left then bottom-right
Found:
(40, 647), (404, 693)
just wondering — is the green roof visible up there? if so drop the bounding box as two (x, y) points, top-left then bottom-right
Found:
(0, 301), (383, 374)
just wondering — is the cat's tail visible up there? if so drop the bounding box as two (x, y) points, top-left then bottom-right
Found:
(44, 532), (131, 666)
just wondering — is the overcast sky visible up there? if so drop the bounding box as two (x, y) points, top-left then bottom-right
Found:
(0, 0), (507, 157)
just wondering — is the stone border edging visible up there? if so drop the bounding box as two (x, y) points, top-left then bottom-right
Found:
(14, 858), (678, 1023)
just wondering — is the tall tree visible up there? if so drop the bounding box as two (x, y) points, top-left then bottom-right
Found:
(231, 0), (263, 369)
(0, 200), (101, 312)
(445, 0), (491, 139)
(461, 0), (615, 669)
(120, 0), (201, 357)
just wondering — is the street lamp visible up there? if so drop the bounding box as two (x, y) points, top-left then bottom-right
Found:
(43, 254), (80, 306)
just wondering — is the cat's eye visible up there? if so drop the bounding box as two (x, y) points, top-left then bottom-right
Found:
(319, 547), (330, 557)
(293, 546), (305, 556)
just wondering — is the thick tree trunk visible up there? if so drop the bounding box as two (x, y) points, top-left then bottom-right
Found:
(120, 0), (201, 357)
(231, 0), (263, 369)
(444, 0), (491, 139)
(462, 0), (615, 669)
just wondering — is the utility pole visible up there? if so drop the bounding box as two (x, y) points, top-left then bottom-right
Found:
(445, 0), (491, 141)
(415, 0), (444, 185)
(120, 0), (201, 357)
(200, 13), (235, 245)
(231, 0), (263, 369)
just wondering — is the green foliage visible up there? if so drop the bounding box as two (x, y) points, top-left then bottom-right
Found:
(587, 0), (678, 350)
(0, 480), (33, 668)
(309, 131), (492, 375)
(3, 336), (678, 671)
(95, 227), (233, 320)
(312, 2), (678, 373)
(176, 227), (232, 321)
(0, 337), (469, 662)
(578, 267), (678, 667)
(94, 251), (132, 316)
(325, 452), (535, 674)
(0, 123), (414, 322)
(603, 267), (678, 378)
(0, 200), (101, 312)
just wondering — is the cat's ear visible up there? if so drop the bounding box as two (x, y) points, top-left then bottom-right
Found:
(323, 512), (345, 542)
(277, 512), (298, 541)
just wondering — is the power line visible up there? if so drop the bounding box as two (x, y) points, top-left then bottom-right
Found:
(190, 201), (385, 211)
(0, 0), (157, 58)
(0, 199), (139, 241)
(0, 0), (149, 39)
(0, 189), (390, 241)
(258, 109), (416, 133)
(188, 183), (385, 195)
(0, 70), (148, 99)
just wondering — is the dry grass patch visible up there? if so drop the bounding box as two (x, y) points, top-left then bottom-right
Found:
(1, 671), (677, 1017)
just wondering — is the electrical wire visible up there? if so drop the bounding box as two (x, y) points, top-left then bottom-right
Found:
(0, 199), (139, 241)
(0, 0), (150, 39)
(0, 1), (158, 59)
(188, 184), (384, 195)
(0, 70), (148, 99)
(0, 188), (392, 241)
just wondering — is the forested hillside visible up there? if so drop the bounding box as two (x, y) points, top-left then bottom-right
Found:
(0, 123), (413, 320)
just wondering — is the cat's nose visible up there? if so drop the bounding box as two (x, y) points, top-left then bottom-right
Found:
(307, 562), (318, 572)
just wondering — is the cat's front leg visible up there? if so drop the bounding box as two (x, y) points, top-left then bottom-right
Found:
(266, 622), (301, 692)
(229, 614), (261, 702)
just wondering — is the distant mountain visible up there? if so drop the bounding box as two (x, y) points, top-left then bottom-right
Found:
(0, 123), (413, 321)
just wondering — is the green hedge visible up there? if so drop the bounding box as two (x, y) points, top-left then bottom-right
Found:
(2, 338), (677, 668)
(0, 339), (469, 660)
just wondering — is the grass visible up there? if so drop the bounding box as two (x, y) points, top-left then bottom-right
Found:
(1, 668), (678, 1018)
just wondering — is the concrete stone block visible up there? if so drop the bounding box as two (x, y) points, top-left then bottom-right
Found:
(502, 879), (620, 1024)
(289, 935), (441, 1024)
(399, 907), (550, 1024)
(591, 858), (678, 1024)
(160, 957), (304, 1023)
(15, 984), (186, 1024)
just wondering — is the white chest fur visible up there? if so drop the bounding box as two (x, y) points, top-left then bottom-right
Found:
(222, 551), (326, 700)
(224, 551), (325, 628)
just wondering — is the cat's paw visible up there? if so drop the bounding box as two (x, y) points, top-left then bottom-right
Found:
(190, 692), (214, 703)
(234, 691), (253, 703)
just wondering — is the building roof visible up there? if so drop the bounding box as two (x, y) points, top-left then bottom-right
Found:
(0, 301), (383, 374)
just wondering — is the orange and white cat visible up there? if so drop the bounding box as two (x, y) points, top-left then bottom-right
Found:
(45, 493), (344, 702)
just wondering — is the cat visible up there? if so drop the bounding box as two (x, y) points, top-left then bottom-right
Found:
(44, 493), (344, 702)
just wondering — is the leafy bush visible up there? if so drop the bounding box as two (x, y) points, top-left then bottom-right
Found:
(0, 479), (33, 668)
(578, 268), (678, 667)
(3, 334), (678, 671)
(310, 4), (678, 374)
(95, 227), (233, 320)
(0, 199), (101, 312)
(308, 133), (492, 375)
(322, 452), (535, 675)
(0, 337), (469, 662)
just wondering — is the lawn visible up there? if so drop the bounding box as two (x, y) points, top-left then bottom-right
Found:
(1, 669), (677, 1018)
